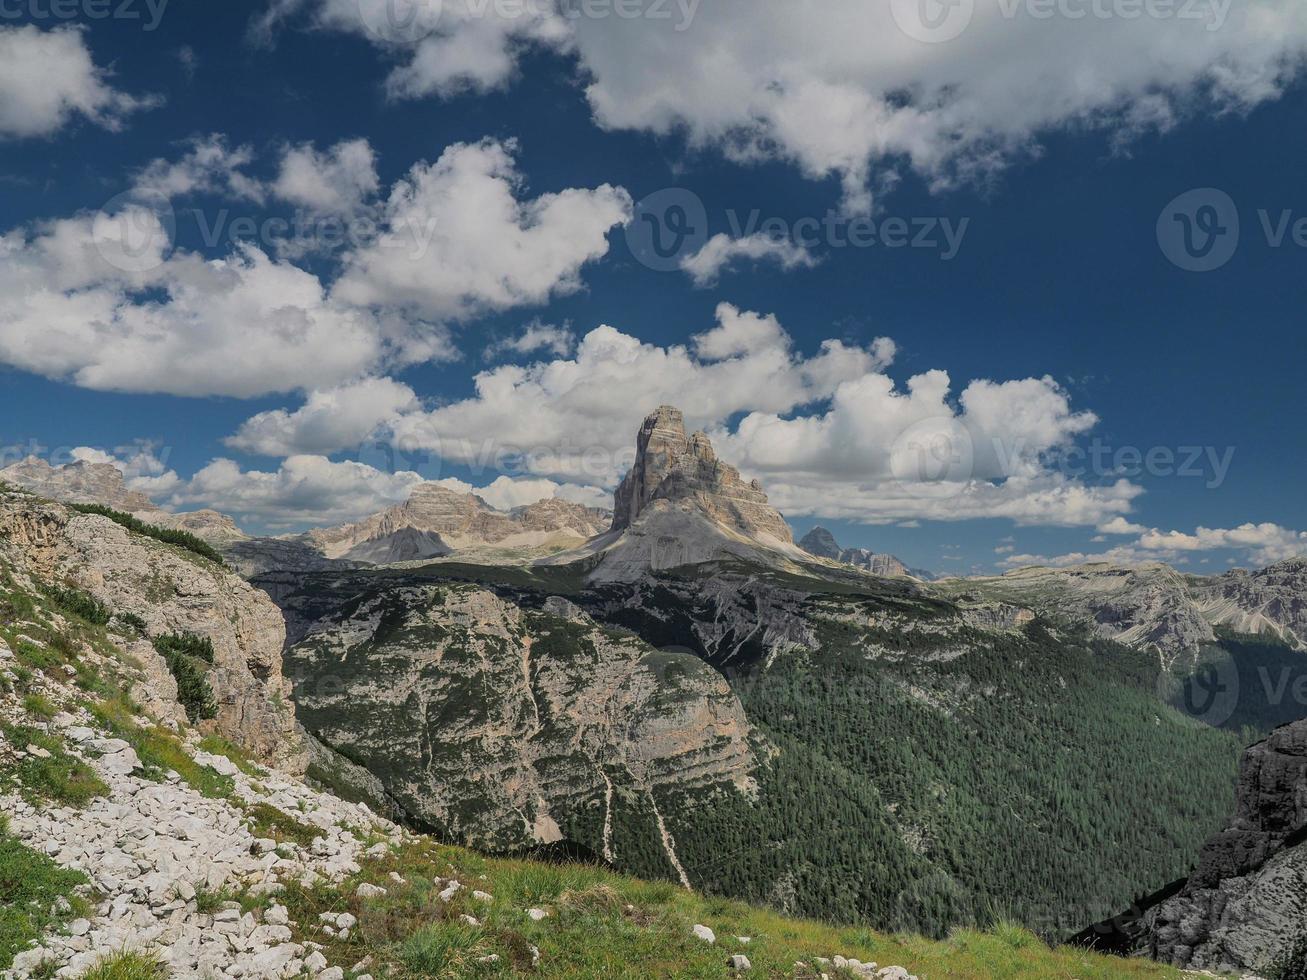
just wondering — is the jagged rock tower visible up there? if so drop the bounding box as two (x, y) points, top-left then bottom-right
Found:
(610, 405), (793, 544)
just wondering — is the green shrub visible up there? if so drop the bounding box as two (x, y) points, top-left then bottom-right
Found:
(152, 633), (214, 664)
(112, 612), (148, 636)
(43, 584), (110, 626)
(152, 634), (216, 723)
(69, 504), (225, 566)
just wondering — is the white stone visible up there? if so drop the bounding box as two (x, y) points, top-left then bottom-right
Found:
(355, 882), (387, 898)
(527, 908), (548, 921)
(729, 954), (752, 971)
(693, 924), (716, 944)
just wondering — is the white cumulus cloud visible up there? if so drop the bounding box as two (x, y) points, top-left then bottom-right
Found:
(0, 25), (155, 139)
(331, 138), (631, 320)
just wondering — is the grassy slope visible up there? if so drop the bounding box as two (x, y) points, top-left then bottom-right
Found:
(275, 836), (1183, 979)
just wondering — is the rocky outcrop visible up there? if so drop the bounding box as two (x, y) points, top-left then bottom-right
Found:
(798, 526), (913, 578)
(612, 406), (792, 544)
(0, 457), (248, 547)
(1, 456), (158, 513)
(1078, 717), (1307, 974)
(0, 489), (304, 771)
(340, 526), (449, 565)
(283, 581), (758, 858)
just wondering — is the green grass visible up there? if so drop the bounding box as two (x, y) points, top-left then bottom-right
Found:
(272, 838), (1184, 980)
(88, 696), (234, 799)
(246, 802), (319, 847)
(197, 734), (261, 777)
(21, 693), (57, 721)
(1, 724), (108, 807)
(0, 816), (90, 971)
(79, 950), (165, 979)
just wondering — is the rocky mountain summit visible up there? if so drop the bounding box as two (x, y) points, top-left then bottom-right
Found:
(553, 406), (809, 582)
(611, 406), (792, 544)
(797, 526), (913, 579)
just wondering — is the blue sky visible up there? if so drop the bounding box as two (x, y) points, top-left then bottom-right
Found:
(1, 0), (1305, 574)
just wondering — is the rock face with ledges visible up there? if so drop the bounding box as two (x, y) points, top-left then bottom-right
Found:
(1193, 557), (1307, 650)
(284, 581), (758, 855)
(0, 490), (304, 771)
(1131, 717), (1307, 973)
(550, 406), (809, 582)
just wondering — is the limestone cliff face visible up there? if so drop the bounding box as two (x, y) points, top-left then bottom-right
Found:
(284, 581), (758, 859)
(1130, 718), (1307, 973)
(612, 406), (792, 545)
(943, 563), (1219, 668)
(0, 456), (248, 547)
(2, 457), (159, 513)
(302, 484), (610, 560)
(1193, 557), (1307, 650)
(0, 490), (304, 771)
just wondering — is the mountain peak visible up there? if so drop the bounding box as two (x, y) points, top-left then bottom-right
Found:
(611, 405), (792, 544)
(798, 526), (842, 559)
